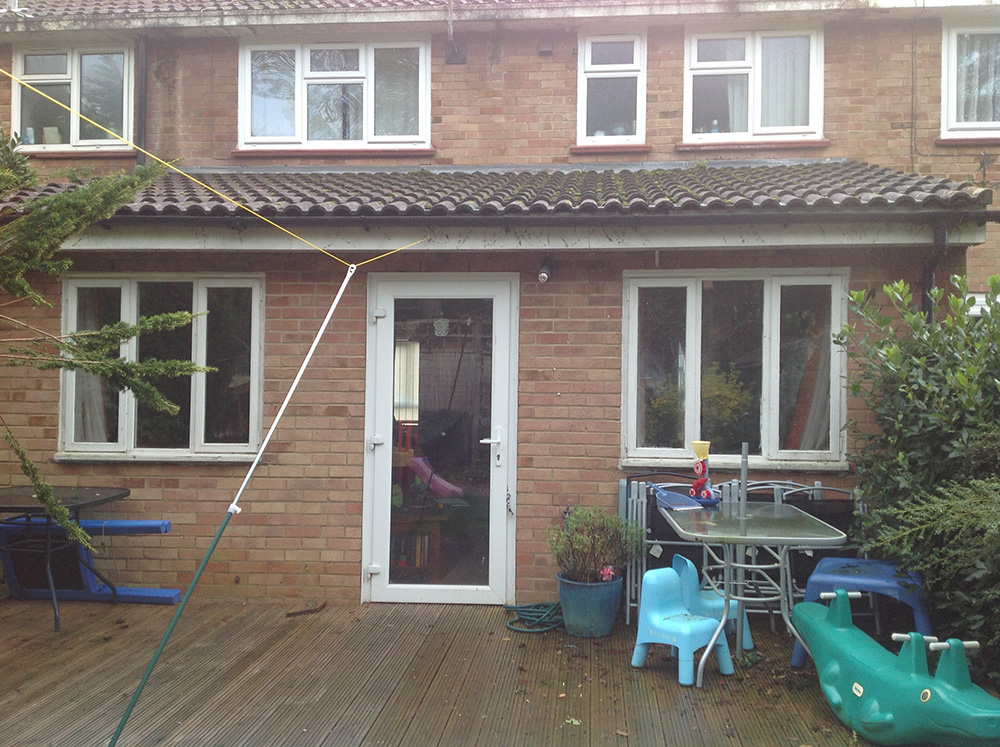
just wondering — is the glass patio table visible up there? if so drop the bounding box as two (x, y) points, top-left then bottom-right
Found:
(658, 500), (847, 686)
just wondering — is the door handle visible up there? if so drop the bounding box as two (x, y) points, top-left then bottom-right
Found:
(479, 427), (503, 467)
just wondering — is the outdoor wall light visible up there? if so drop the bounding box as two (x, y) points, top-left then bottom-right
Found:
(538, 262), (551, 283)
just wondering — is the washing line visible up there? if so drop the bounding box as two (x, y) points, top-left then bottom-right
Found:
(0, 68), (430, 746)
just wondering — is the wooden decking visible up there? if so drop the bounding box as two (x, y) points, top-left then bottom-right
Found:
(0, 597), (864, 746)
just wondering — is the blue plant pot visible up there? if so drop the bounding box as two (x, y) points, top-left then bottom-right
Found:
(557, 572), (623, 637)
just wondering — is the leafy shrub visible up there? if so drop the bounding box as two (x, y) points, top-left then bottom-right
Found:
(836, 276), (1000, 512)
(838, 275), (1000, 685)
(546, 506), (644, 584)
(859, 480), (1000, 686)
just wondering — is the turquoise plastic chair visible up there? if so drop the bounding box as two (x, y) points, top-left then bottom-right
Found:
(631, 567), (735, 686)
(672, 553), (754, 651)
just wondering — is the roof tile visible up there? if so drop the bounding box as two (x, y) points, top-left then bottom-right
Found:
(0, 161), (991, 223)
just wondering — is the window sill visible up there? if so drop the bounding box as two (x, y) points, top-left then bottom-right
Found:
(620, 456), (850, 473)
(55, 451), (257, 465)
(675, 139), (830, 153)
(233, 147), (436, 158)
(569, 143), (652, 155)
(935, 136), (1000, 147)
(21, 148), (136, 159)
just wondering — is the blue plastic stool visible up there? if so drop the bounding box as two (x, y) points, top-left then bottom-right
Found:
(672, 554), (754, 651)
(631, 567), (735, 686)
(791, 557), (932, 668)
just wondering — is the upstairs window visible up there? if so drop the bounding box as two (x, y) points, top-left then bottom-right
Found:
(240, 42), (429, 148)
(942, 27), (1000, 139)
(13, 48), (132, 148)
(577, 35), (646, 146)
(623, 271), (846, 468)
(684, 31), (823, 143)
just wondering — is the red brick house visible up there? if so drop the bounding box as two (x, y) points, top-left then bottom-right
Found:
(0, 0), (997, 607)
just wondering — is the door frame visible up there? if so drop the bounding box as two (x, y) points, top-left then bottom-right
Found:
(360, 272), (519, 604)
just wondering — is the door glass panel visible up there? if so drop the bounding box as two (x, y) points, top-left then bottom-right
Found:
(390, 298), (492, 586)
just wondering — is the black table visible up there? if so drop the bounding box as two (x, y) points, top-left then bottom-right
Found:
(0, 485), (130, 631)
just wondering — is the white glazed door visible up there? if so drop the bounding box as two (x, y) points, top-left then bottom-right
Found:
(363, 274), (517, 604)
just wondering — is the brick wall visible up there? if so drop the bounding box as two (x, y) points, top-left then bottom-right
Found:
(1, 243), (934, 602)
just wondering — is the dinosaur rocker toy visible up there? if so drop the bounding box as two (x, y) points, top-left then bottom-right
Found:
(792, 589), (1000, 746)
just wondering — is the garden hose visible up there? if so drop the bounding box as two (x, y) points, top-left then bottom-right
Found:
(504, 602), (563, 632)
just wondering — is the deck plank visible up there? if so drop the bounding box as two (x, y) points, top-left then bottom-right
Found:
(0, 596), (868, 746)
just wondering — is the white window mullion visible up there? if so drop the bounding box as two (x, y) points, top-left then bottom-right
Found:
(759, 277), (779, 459)
(120, 280), (138, 451)
(190, 282), (209, 453)
(685, 280), (702, 445)
(68, 52), (82, 144)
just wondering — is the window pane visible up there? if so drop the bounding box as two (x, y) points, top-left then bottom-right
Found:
(956, 33), (1000, 123)
(79, 53), (125, 139)
(697, 38), (745, 63)
(136, 282), (192, 449)
(779, 285), (831, 451)
(700, 280), (762, 454)
(761, 36), (810, 127)
(586, 77), (637, 136)
(73, 287), (121, 443)
(204, 287), (253, 444)
(23, 53), (67, 75)
(250, 49), (296, 137)
(20, 84), (70, 144)
(373, 47), (419, 137)
(592, 40), (634, 66)
(307, 83), (362, 140)
(636, 287), (687, 449)
(310, 48), (360, 73)
(691, 74), (748, 133)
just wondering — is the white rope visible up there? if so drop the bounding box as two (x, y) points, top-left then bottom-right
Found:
(227, 264), (357, 515)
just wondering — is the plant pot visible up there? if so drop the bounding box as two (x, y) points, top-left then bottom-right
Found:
(557, 572), (623, 637)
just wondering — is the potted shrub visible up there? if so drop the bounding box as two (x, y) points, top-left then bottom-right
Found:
(547, 505), (644, 637)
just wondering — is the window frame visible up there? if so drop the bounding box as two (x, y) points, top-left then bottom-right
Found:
(683, 30), (824, 144)
(238, 40), (430, 149)
(576, 33), (647, 147)
(941, 25), (1000, 139)
(621, 269), (847, 469)
(59, 275), (265, 461)
(12, 46), (134, 150)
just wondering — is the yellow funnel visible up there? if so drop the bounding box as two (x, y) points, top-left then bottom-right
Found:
(692, 441), (711, 460)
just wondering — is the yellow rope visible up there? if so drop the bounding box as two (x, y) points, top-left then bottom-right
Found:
(0, 67), (428, 265)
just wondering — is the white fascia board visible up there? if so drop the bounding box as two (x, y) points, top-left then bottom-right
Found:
(63, 220), (987, 255)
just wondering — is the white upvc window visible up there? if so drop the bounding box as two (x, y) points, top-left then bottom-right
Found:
(12, 47), (133, 149)
(942, 26), (1000, 139)
(622, 270), (847, 468)
(60, 276), (265, 460)
(577, 34), (646, 146)
(240, 41), (430, 148)
(683, 31), (823, 143)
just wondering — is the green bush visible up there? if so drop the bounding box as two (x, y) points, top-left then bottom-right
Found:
(858, 479), (1000, 686)
(836, 275), (1000, 512)
(837, 275), (1000, 685)
(546, 505), (644, 584)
